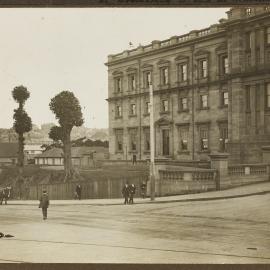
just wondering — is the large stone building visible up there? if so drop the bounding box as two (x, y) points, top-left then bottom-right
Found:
(106, 7), (270, 164)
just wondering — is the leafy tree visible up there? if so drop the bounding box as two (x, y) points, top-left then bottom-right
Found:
(12, 85), (32, 167)
(49, 91), (84, 181)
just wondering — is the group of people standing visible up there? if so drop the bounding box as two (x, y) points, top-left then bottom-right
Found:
(122, 183), (136, 204)
(0, 187), (11, 205)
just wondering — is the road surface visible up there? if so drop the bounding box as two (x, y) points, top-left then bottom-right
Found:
(0, 194), (269, 263)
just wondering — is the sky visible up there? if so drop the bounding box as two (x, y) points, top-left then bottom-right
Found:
(0, 7), (229, 129)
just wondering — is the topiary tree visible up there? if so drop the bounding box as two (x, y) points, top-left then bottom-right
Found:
(49, 91), (84, 181)
(12, 85), (32, 168)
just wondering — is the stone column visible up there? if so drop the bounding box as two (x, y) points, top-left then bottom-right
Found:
(209, 153), (229, 190)
(259, 28), (265, 66)
(259, 83), (265, 135)
(250, 30), (256, 67)
(250, 84), (256, 135)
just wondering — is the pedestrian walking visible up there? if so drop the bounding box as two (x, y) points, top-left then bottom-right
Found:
(75, 184), (82, 200)
(122, 183), (130, 205)
(129, 183), (136, 204)
(140, 181), (147, 199)
(39, 190), (49, 220)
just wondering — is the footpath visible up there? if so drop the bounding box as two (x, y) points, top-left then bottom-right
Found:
(6, 181), (270, 206)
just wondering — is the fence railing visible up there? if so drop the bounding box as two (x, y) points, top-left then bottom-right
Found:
(228, 164), (268, 176)
(159, 169), (216, 182)
(28, 175), (148, 200)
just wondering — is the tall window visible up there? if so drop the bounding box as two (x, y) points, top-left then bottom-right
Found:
(179, 64), (187, 82)
(267, 27), (270, 44)
(222, 91), (229, 107)
(219, 126), (228, 152)
(130, 104), (136, 116)
(200, 59), (208, 78)
(179, 127), (189, 151)
(266, 83), (270, 108)
(144, 129), (150, 151)
(246, 32), (251, 50)
(256, 84), (260, 110)
(200, 94), (208, 109)
(129, 75), (136, 91)
(115, 130), (123, 152)
(129, 129), (138, 151)
(256, 49), (260, 64)
(115, 77), (122, 92)
(179, 97), (188, 111)
(199, 127), (209, 151)
(221, 56), (229, 74)
(246, 86), (251, 111)
(161, 67), (169, 85)
(246, 8), (252, 15)
(162, 99), (169, 112)
(144, 71), (152, 88)
(145, 101), (150, 114)
(116, 105), (122, 117)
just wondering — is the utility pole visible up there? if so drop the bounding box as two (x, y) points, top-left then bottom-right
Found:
(149, 83), (155, 201)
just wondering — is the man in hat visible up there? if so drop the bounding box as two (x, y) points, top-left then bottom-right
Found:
(122, 183), (130, 205)
(39, 190), (50, 220)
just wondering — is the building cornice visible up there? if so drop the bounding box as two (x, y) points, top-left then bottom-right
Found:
(105, 30), (226, 67)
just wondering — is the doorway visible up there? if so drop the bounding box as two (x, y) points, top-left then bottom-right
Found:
(162, 129), (170, 156)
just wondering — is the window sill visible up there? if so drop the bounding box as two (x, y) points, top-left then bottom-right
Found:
(198, 77), (208, 81)
(218, 105), (228, 109)
(128, 151), (138, 154)
(218, 74), (229, 79)
(128, 114), (137, 118)
(177, 150), (190, 155)
(160, 111), (170, 115)
(143, 151), (150, 154)
(158, 84), (170, 89)
(177, 81), (189, 86)
(197, 150), (211, 154)
(198, 107), (210, 111)
(115, 151), (124, 154)
(115, 116), (123, 119)
(178, 109), (189, 113)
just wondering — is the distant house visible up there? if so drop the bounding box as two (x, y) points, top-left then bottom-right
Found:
(0, 143), (18, 165)
(24, 144), (44, 162)
(35, 146), (109, 167)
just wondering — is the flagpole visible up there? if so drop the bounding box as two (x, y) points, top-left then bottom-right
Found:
(149, 83), (155, 201)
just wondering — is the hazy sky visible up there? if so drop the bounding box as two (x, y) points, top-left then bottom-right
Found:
(0, 8), (228, 129)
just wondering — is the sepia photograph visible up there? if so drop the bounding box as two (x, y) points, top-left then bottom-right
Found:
(0, 4), (270, 265)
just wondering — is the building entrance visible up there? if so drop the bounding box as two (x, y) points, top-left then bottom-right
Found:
(162, 129), (170, 156)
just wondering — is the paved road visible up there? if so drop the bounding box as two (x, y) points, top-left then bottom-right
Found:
(0, 194), (270, 263)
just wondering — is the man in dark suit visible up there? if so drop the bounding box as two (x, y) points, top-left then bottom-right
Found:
(39, 190), (50, 220)
(122, 183), (130, 205)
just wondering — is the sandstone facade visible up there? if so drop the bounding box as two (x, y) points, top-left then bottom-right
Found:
(106, 7), (270, 164)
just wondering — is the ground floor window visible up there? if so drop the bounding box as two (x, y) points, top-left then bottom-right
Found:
(179, 127), (189, 151)
(219, 125), (228, 152)
(129, 128), (138, 152)
(115, 129), (123, 152)
(199, 127), (209, 151)
(144, 128), (150, 151)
